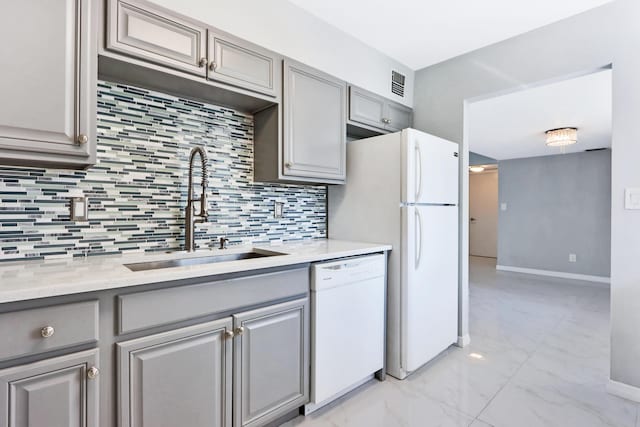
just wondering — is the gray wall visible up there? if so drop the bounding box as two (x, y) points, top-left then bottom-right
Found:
(470, 152), (497, 166)
(413, 0), (640, 390)
(497, 150), (611, 277)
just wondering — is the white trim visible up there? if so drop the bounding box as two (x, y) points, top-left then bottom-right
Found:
(496, 264), (610, 285)
(456, 334), (470, 348)
(607, 379), (640, 403)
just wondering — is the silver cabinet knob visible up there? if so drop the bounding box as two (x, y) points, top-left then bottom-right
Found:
(381, 118), (391, 124)
(234, 326), (245, 336)
(198, 57), (207, 67)
(77, 134), (88, 144)
(40, 326), (55, 338)
(284, 162), (292, 169)
(209, 61), (217, 71)
(87, 366), (99, 379)
(224, 330), (235, 339)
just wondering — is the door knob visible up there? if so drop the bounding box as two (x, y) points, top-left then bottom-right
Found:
(224, 330), (235, 339)
(77, 134), (88, 145)
(198, 57), (207, 67)
(234, 326), (245, 336)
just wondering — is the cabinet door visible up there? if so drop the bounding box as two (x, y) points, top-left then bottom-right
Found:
(0, 349), (99, 427)
(349, 86), (386, 130)
(384, 101), (413, 132)
(283, 60), (346, 183)
(117, 319), (233, 427)
(0, 0), (95, 167)
(207, 31), (279, 97)
(233, 298), (309, 427)
(108, 0), (207, 76)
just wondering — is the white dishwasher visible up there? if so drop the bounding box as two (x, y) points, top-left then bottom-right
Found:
(305, 253), (386, 414)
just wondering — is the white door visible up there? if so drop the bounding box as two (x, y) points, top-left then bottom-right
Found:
(402, 129), (459, 205)
(401, 205), (458, 373)
(469, 171), (499, 258)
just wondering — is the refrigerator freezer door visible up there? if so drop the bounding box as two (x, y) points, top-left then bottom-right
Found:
(401, 205), (458, 373)
(402, 129), (459, 205)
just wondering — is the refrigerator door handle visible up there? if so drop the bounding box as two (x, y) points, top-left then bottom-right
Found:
(415, 208), (422, 268)
(415, 144), (423, 201)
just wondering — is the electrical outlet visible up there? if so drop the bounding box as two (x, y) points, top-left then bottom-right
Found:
(70, 197), (88, 221)
(569, 253), (577, 263)
(274, 201), (284, 218)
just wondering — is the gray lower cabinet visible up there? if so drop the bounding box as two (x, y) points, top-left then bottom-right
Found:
(107, 0), (207, 76)
(233, 298), (309, 427)
(0, 0), (96, 168)
(117, 319), (233, 427)
(348, 85), (413, 134)
(0, 349), (99, 427)
(283, 60), (347, 184)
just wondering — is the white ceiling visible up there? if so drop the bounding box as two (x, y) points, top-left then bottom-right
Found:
(287, 0), (613, 70)
(468, 69), (612, 161)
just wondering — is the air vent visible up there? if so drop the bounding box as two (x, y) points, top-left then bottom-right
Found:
(391, 71), (405, 97)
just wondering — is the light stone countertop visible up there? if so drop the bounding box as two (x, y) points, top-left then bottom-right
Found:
(0, 239), (391, 304)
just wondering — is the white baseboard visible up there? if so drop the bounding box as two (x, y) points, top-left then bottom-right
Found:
(607, 379), (640, 403)
(496, 265), (610, 286)
(456, 334), (470, 347)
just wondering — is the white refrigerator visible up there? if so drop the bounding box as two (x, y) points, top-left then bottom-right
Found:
(328, 128), (459, 379)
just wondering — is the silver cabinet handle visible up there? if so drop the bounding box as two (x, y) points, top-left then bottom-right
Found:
(77, 134), (88, 145)
(209, 61), (217, 71)
(198, 57), (207, 67)
(382, 118), (391, 124)
(87, 366), (99, 379)
(40, 326), (55, 338)
(234, 326), (245, 336)
(224, 330), (235, 339)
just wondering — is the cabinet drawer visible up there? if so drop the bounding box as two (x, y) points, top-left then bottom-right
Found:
(118, 267), (309, 334)
(107, 0), (207, 76)
(0, 301), (99, 362)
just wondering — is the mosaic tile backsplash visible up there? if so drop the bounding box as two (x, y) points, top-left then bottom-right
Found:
(0, 81), (327, 262)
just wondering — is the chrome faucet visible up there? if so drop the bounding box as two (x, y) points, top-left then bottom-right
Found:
(185, 147), (209, 251)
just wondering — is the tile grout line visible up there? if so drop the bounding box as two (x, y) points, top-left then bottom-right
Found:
(472, 310), (572, 425)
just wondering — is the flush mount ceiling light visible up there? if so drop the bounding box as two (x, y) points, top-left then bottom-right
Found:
(545, 127), (578, 147)
(469, 166), (485, 173)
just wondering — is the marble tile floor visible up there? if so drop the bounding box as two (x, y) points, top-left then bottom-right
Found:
(282, 256), (639, 427)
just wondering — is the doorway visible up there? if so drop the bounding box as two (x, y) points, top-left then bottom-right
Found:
(469, 167), (498, 258)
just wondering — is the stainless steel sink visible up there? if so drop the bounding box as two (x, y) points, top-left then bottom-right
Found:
(124, 250), (285, 272)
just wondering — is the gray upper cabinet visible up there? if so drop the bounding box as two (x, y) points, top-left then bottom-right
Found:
(348, 84), (413, 134)
(283, 60), (346, 184)
(117, 319), (233, 427)
(0, 0), (96, 168)
(0, 349), (99, 427)
(233, 298), (309, 427)
(384, 102), (413, 132)
(107, 0), (208, 76)
(207, 31), (279, 97)
(349, 86), (386, 129)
